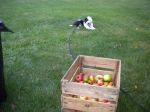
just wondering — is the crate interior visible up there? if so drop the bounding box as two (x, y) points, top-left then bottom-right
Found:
(70, 67), (116, 85)
(69, 55), (121, 87)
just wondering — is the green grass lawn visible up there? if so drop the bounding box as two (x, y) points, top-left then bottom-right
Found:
(0, 0), (150, 111)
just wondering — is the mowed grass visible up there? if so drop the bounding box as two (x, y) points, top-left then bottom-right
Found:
(0, 0), (150, 112)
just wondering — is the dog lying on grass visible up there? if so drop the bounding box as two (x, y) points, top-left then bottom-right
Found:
(70, 16), (96, 30)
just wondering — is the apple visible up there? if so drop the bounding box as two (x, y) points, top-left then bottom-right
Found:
(83, 75), (89, 83)
(73, 95), (78, 98)
(87, 80), (93, 85)
(89, 75), (95, 82)
(103, 99), (109, 103)
(103, 74), (112, 82)
(76, 73), (84, 82)
(104, 82), (109, 86)
(97, 79), (104, 86)
(79, 96), (88, 100)
(107, 82), (114, 88)
(91, 98), (99, 102)
(95, 75), (103, 81)
(109, 82), (113, 86)
(87, 97), (92, 100)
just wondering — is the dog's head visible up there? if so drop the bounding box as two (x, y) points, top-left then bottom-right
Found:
(84, 16), (95, 30)
(85, 16), (93, 22)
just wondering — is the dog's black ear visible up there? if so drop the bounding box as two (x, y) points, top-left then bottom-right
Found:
(84, 18), (88, 23)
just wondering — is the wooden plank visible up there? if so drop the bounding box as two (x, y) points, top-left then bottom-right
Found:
(70, 67), (81, 82)
(82, 67), (114, 76)
(116, 60), (121, 88)
(61, 108), (80, 112)
(62, 95), (116, 112)
(81, 55), (119, 70)
(110, 60), (121, 88)
(62, 82), (119, 102)
(113, 61), (121, 105)
(61, 56), (82, 82)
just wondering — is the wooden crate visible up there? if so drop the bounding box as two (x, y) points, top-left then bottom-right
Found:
(61, 55), (121, 112)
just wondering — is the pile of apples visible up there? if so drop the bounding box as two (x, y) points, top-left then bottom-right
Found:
(75, 72), (114, 87)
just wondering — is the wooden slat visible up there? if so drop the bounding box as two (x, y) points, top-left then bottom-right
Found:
(61, 108), (79, 112)
(62, 82), (119, 102)
(61, 56), (82, 82)
(62, 95), (116, 112)
(116, 60), (121, 88)
(81, 55), (119, 70)
(113, 61), (121, 106)
(82, 67), (114, 76)
(70, 67), (81, 82)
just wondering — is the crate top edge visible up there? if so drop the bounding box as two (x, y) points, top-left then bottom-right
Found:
(62, 81), (120, 90)
(78, 55), (121, 62)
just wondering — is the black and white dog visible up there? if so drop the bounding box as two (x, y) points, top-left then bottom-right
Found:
(70, 16), (96, 30)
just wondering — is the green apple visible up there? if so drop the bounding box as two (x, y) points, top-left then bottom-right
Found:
(83, 75), (89, 83)
(103, 74), (112, 82)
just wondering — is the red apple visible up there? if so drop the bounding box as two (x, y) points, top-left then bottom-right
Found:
(75, 73), (84, 82)
(87, 97), (92, 100)
(103, 99), (109, 103)
(109, 81), (113, 85)
(107, 82), (114, 87)
(97, 79), (104, 86)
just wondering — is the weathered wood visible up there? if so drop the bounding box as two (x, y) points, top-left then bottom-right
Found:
(61, 55), (121, 112)
(61, 108), (80, 112)
(62, 95), (116, 112)
(61, 56), (82, 82)
(81, 55), (119, 70)
(70, 67), (81, 82)
(116, 60), (121, 88)
(82, 68), (114, 76)
(62, 82), (119, 102)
